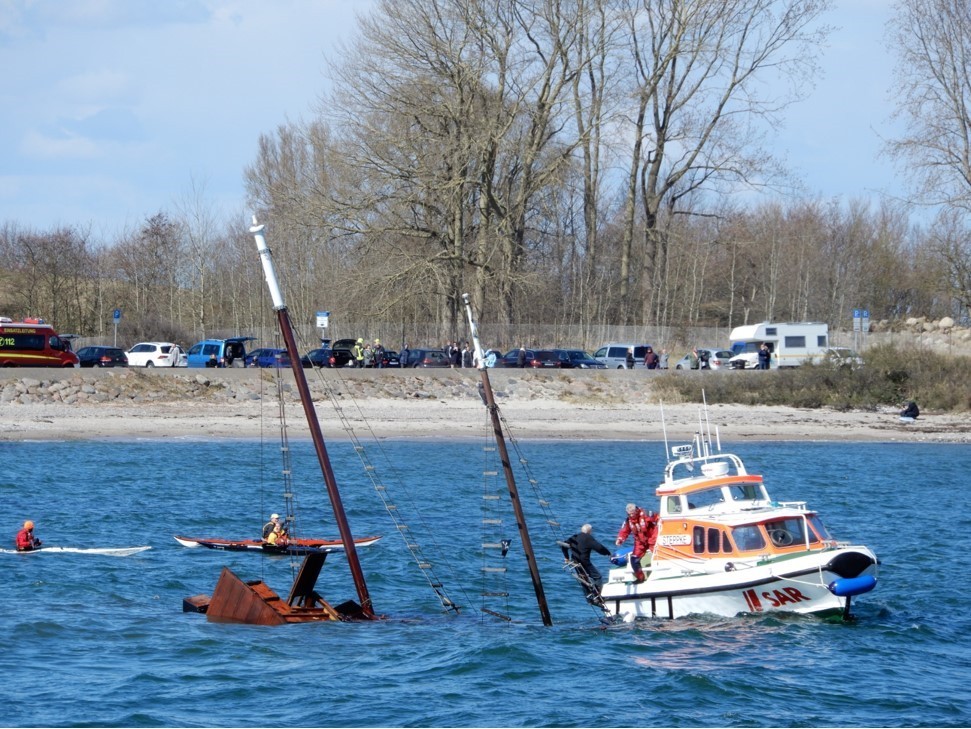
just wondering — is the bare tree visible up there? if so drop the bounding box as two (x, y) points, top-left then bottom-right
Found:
(616, 0), (832, 324)
(888, 0), (971, 211)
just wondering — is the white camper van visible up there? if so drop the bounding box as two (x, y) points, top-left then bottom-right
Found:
(728, 321), (829, 369)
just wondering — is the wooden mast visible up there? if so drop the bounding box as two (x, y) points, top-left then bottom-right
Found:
(461, 293), (553, 627)
(250, 218), (375, 619)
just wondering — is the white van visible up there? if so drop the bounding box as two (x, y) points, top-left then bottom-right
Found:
(593, 342), (653, 369)
(728, 322), (828, 369)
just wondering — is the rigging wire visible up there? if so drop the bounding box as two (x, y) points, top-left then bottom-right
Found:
(287, 323), (473, 616)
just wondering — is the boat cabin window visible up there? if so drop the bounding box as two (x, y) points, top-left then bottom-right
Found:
(686, 487), (724, 511)
(665, 496), (682, 514)
(731, 526), (766, 551)
(727, 483), (767, 502)
(692, 526), (732, 554)
(764, 518), (817, 548)
(807, 514), (831, 541)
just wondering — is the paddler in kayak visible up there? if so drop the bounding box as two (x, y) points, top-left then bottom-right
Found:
(15, 520), (42, 551)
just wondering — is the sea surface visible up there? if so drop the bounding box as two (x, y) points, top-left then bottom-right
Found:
(2, 433), (970, 728)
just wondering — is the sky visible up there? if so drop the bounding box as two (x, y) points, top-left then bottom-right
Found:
(0, 0), (906, 242)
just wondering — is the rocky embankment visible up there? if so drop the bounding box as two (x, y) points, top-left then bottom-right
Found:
(0, 367), (653, 407)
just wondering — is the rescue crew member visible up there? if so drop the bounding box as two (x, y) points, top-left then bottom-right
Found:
(560, 524), (612, 601)
(352, 338), (365, 368)
(615, 503), (658, 583)
(16, 520), (42, 551)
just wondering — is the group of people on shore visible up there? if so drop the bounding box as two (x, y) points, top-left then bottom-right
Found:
(560, 502), (659, 603)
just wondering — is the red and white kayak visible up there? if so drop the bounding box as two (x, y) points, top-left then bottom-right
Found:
(174, 535), (381, 555)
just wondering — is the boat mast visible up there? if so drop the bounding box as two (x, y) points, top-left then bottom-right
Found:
(462, 293), (553, 627)
(250, 218), (375, 619)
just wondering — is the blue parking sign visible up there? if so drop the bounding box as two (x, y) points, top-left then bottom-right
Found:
(113, 308), (122, 322)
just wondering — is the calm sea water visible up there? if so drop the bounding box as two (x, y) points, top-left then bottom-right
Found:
(2, 434), (970, 728)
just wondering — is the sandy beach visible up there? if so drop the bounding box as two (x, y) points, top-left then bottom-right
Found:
(0, 367), (967, 443)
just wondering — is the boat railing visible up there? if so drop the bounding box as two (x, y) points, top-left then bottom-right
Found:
(664, 452), (748, 484)
(777, 500), (809, 511)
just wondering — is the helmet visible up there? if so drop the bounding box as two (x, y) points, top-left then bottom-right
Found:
(357, 338), (364, 344)
(270, 513), (279, 520)
(24, 520), (34, 530)
(375, 339), (380, 344)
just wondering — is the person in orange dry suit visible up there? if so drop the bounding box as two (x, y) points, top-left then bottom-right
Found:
(615, 503), (658, 583)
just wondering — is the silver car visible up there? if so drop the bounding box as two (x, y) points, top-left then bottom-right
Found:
(674, 348), (734, 370)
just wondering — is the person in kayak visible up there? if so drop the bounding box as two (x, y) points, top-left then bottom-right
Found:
(16, 520), (42, 551)
(615, 503), (658, 583)
(262, 513), (282, 541)
(560, 524), (612, 601)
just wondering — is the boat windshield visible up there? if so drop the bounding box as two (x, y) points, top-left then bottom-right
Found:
(807, 514), (832, 541)
(686, 488), (724, 510)
(727, 482), (767, 502)
(731, 525), (766, 551)
(764, 517), (818, 547)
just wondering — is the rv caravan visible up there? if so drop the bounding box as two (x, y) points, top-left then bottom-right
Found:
(728, 321), (828, 369)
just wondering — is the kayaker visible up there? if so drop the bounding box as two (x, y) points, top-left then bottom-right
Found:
(262, 513), (282, 541)
(616, 503), (658, 583)
(15, 520), (42, 551)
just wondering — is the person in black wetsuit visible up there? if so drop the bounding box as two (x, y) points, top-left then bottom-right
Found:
(560, 524), (612, 601)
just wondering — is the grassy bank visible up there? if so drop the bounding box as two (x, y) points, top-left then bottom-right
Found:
(656, 344), (971, 412)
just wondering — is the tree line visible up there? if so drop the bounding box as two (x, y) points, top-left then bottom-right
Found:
(1, 0), (969, 346)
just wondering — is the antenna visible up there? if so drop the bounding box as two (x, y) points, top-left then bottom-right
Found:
(660, 400), (670, 462)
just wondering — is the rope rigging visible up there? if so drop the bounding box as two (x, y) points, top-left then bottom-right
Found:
(287, 325), (472, 616)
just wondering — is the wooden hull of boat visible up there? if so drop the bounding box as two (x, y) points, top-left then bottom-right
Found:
(600, 547), (878, 620)
(201, 566), (342, 624)
(174, 535), (381, 555)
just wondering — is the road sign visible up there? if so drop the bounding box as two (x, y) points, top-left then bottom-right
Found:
(113, 308), (122, 322)
(316, 311), (330, 329)
(862, 309), (870, 333)
(852, 308), (861, 332)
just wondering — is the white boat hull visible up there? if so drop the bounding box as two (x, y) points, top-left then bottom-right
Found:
(600, 546), (878, 620)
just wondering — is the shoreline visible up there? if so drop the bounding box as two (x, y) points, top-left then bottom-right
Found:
(1, 368), (968, 444)
(3, 398), (969, 444)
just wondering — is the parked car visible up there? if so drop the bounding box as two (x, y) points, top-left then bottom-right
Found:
(592, 343), (653, 369)
(252, 348), (293, 368)
(822, 347), (863, 368)
(301, 347), (351, 368)
(186, 337), (255, 368)
(244, 347), (275, 367)
(379, 350), (401, 368)
(401, 348), (450, 367)
(674, 348), (734, 370)
(557, 349), (607, 369)
(76, 346), (128, 367)
(126, 342), (184, 368)
(497, 348), (572, 368)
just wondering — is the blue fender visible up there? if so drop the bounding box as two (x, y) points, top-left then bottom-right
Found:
(610, 547), (632, 566)
(828, 574), (877, 597)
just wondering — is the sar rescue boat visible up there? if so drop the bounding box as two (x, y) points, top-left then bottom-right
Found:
(599, 424), (878, 621)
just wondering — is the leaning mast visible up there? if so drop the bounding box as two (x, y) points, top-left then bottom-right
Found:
(462, 293), (553, 627)
(250, 218), (375, 619)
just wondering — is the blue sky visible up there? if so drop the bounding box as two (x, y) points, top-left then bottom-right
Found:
(0, 0), (903, 241)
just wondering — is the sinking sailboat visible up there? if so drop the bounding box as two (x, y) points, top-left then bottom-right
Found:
(599, 408), (879, 621)
(183, 218), (378, 624)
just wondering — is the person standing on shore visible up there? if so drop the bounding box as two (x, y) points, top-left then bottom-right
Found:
(659, 349), (669, 369)
(16, 520), (42, 551)
(758, 343), (771, 369)
(626, 347), (635, 370)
